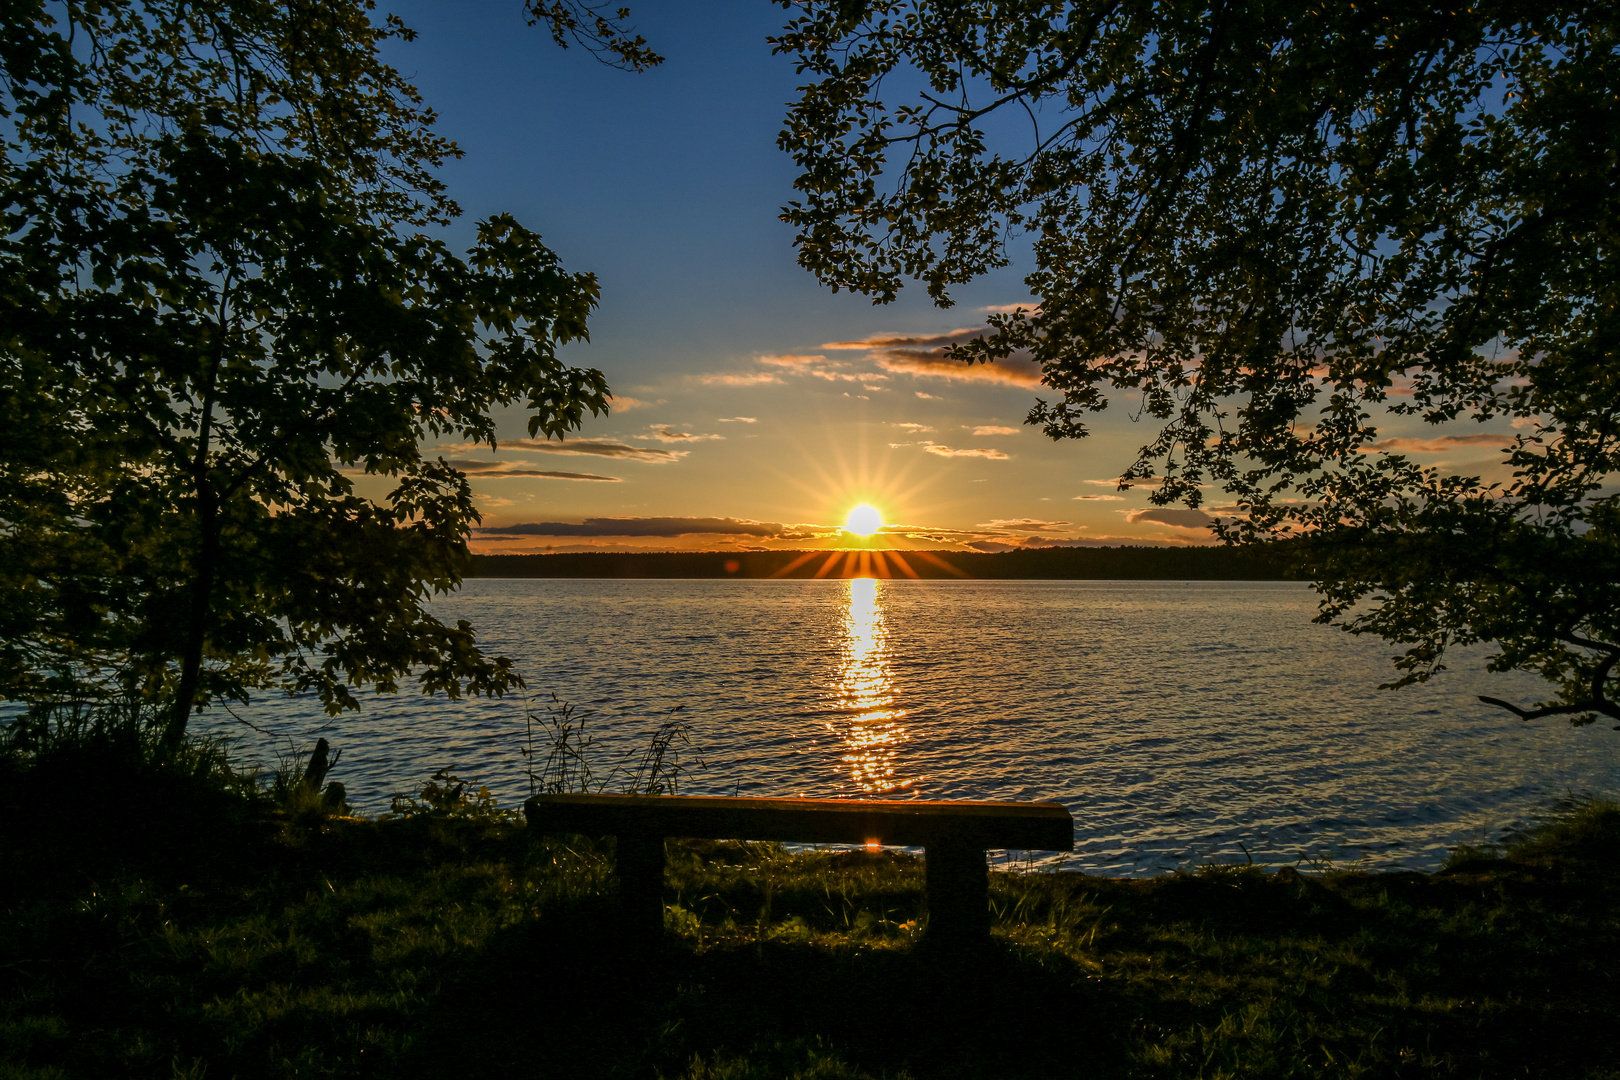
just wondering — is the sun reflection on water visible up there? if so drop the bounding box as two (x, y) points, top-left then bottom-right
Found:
(828, 577), (915, 795)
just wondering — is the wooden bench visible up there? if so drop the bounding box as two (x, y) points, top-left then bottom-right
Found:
(523, 793), (1074, 944)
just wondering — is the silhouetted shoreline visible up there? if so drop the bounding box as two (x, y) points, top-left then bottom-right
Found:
(471, 545), (1298, 580)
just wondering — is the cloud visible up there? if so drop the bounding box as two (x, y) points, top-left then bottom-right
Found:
(483, 470), (620, 481)
(443, 458), (622, 481)
(699, 372), (784, 386)
(821, 329), (986, 350)
(478, 517), (791, 538)
(920, 442), (1009, 460)
(637, 426), (724, 443)
(976, 518), (1073, 532)
(1509, 416), (1543, 430)
(1363, 433), (1514, 454)
(878, 351), (1042, 387)
(1125, 508), (1215, 529)
(1082, 476), (1207, 490)
(717, 416), (758, 423)
(970, 425), (1019, 436)
(819, 329), (1044, 388)
(915, 392), (942, 400)
(1072, 494), (1125, 501)
(758, 353), (891, 383)
(608, 395), (654, 412)
(892, 422), (934, 432)
(979, 303), (1040, 314)
(495, 439), (688, 463)
(759, 353), (828, 368)
(1017, 535), (1195, 548)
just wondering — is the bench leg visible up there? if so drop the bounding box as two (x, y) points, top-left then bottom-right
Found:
(616, 833), (666, 943)
(923, 840), (989, 944)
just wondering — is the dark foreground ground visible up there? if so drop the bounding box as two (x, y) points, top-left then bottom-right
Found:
(2, 775), (1618, 1079)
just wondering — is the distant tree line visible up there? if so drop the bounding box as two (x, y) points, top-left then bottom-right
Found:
(471, 545), (1297, 581)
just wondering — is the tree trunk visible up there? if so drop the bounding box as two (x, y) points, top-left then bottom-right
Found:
(161, 337), (224, 758)
(162, 485), (218, 756)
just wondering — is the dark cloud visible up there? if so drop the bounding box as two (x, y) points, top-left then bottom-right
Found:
(821, 329), (987, 350)
(1363, 433), (1513, 454)
(444, 459), (620, 481)
(1019, 535), (1195, 548)
(1126, 508), (1216, 529)
(498, 439), (688, 463)
(636, 426), (724, 443)
(487, 470), (619, 481)
(976, 518), (1073, 532)
(478, 517), (789, 538)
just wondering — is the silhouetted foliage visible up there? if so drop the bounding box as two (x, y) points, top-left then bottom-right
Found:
(773, 2), (1620, 725)
(527, 1), (663, 71)
(0, 1), (634, 749)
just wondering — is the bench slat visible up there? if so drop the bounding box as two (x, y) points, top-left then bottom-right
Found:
(524, 793), (1073, 851)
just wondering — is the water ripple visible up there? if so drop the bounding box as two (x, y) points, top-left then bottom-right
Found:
(202, 579), (1620, 875)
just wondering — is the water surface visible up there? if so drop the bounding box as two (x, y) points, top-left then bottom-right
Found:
(206, 579), (1620, 875)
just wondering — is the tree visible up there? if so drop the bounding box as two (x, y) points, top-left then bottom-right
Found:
(772, 1), (1620, 727)
(0, 0), (656, 750)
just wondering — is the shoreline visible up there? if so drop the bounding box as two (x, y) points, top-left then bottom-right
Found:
(471, 545), (1298, 580)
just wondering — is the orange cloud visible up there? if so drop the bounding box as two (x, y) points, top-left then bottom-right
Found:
(699, 372), (784, 386)
(816, 329), (1044, 388)
(878, 352), (1042, 387)
(1362, 433), (1514, 454)
(921, 442), (1009, 460)
(759, 353), (829, 367)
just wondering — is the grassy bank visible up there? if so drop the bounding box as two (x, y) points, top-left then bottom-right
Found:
(2, 745), (1617, 1078)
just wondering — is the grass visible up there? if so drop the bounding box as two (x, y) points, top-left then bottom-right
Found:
(1, 727), (1617, 1078)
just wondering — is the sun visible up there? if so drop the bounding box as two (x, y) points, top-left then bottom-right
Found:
(844, 503), (883, 537)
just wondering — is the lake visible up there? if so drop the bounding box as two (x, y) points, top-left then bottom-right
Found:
(201, 578), (1620, 876)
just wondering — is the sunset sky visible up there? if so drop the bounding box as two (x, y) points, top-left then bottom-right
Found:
(383, 1), (1520, 554)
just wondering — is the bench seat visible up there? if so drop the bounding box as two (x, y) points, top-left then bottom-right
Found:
(524, 793), (1074, 944)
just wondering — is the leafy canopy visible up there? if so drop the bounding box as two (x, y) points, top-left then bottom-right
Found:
(773, 0), (1620, 725)
(1, 0), (651, 745)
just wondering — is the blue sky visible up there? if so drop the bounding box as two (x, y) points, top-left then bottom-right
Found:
(380, 1), (1514, 554)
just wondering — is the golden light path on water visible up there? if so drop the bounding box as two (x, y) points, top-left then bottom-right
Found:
(827, 577), (917, 795)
